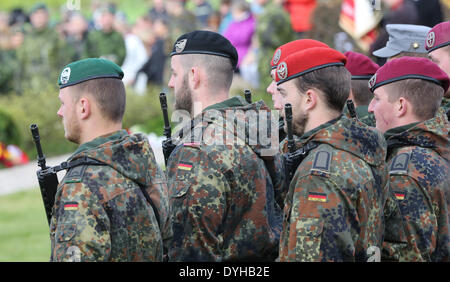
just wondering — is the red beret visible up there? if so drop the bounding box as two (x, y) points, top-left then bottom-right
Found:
(344, 51), (380, 79)
(275, 47), (347, 85)
(368, 57), (450, 93)
(271, 39), (329, 69)
(426, 21), (450, 52)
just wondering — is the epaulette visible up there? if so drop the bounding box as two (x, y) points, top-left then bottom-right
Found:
(64, 164), (88, 183)
(310, 146), (332, 178)
(389, 152), (410, 175)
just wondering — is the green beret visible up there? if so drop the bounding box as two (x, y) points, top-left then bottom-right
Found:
(58, 58), (124, 89)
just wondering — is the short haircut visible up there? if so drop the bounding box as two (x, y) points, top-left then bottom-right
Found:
(351, 79), (374, 106)
(179, 54), (234, 92)
(71, 78), (126, 123)
(384, 79), (444, 120)
(293, 66), (351, 113)
(389, 52), (428, 60)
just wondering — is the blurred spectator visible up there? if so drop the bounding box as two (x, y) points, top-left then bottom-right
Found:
(149, 0), (169, 21)
(412, 0), (443, 27)
(255, 0), (296, 88)
(192, 0), (214, 28)
(283, 0), (317, 37)
(166, 0), (198, 47)
(8, 8), (28, 28)
(207, 11), (222, 32)
(84, 3), (126, 65)
(218, 0), (233, 34)
(138, 17), (168, 87)
(16, 3), (67, 93)
(224, 0), (256, 69)
(64, 12), (89, 61)
(370, 0), (420, 65)
(121, 16), (151, 91)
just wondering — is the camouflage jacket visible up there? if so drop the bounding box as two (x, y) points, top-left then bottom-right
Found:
(356, 105), (376, 128)
(84, 30), (126, 66)
(384, 111), (450, 262)
(50, 130), (170, 261)
(166, 96), (283, 261)
(279, 115), (390, 261)
(440, 97), (450, 122)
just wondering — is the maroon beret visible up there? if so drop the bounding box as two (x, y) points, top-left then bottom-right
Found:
(276, 47), (347, 85)
(271, 39), (329, 69)
(368, 57), (450, 93)
(344, 51), (380, 79)
(426, 21), (450, 52)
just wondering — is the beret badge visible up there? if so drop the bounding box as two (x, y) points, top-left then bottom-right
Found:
(277, 62), (288, 80)
(175, 39), (187, 53)
(60, 67), (71, 85)
(426, 32), (435, 49)
(272, 49), (282, 65)
(368, 74), (377, 90)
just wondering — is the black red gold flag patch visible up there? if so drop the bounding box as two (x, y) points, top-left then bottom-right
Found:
(64, 202), (79, 211)
(178, 162), (193, 171)
(308, 192), (327, 202)
(394, 192), (406, 201)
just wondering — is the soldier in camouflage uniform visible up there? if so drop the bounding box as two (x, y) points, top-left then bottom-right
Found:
(426, 21), (450, 121)
(83, 4), (126, 66)
(51, 58), (170, 261)
(275, 47), (390, 261)
(165, 30), (283, 261)
(343, 51), (379, 127)
(256, 0), (297, 89)
(368, 57), (450, 261)
(16, 4), (68, 93)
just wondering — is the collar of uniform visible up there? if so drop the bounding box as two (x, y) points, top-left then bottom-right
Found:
(384, 122), (420, 140)
(441, 97), (450, 108)
(71, 129), (128, 159)
(203, 96), (248, 112)
(300, 115), (342, 142)
(355, 105), (369, 119)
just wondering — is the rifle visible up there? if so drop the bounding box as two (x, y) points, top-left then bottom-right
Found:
(159, 93), (176, 166)
(244, 89), (252, 104)
(282, 104), (318, 185)
(30, 124), (59, 226)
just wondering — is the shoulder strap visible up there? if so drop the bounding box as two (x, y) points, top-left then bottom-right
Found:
(310, 144), (332, 178)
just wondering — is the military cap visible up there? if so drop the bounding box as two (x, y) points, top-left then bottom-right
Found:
(344, 51), (380, 80)
(171, 30), (239, 70)
(58, 58), (124, 89)
(275, 47), (347, 85)
(271, 39), (329, 70)
(30, 3), (48, 14)
(368, 57), (449, 93)
(426, 21), (450, 53)
(372, 24), (431, 58)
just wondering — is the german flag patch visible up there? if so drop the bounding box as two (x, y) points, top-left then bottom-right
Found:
(308, 192), (327, 203)
(394, 192), (406, 201)
(64, 202), (79, 211)
(178, 162), (193, 171)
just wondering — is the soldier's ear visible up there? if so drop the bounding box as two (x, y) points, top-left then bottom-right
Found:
(396, 97), (408, 118)
(189, 66), (201, 90)
(78, 96), (91, 120)
(304, 89), (317, 111)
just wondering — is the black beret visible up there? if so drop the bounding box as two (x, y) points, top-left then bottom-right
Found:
(170, 30), (238, 70)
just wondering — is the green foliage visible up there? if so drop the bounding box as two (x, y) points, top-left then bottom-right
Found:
(0, 188), (50, 262)
(0, 107), (21, 145)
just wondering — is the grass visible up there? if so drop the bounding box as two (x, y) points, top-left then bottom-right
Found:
(0, 188), (50, 262)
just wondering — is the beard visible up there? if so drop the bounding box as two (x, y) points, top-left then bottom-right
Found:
(174, 73), (193, 115)
(284, 109), (308, 137)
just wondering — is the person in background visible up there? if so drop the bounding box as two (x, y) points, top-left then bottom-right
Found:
(84, 3), (126, 66)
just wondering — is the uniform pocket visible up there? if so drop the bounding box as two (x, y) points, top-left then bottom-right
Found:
(295, 217), (324, 261)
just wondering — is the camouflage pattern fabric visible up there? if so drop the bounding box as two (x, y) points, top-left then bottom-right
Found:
(83, 30), (126, 66)
(16, 26), (68, 92)
(256, 2), (297, 88)
(50, 130), (170, 261)
(279, 115), (391, 261)
(384, 111), (450, 261)
(356, 105), (376, 127)
(166, 96), (283, 261)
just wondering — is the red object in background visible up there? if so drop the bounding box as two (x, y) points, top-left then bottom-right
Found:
(283, 0), (317, 33)
(0, 142), (29, 168)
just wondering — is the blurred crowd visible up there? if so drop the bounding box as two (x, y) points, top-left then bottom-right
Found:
(0, 0), (448, 95)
